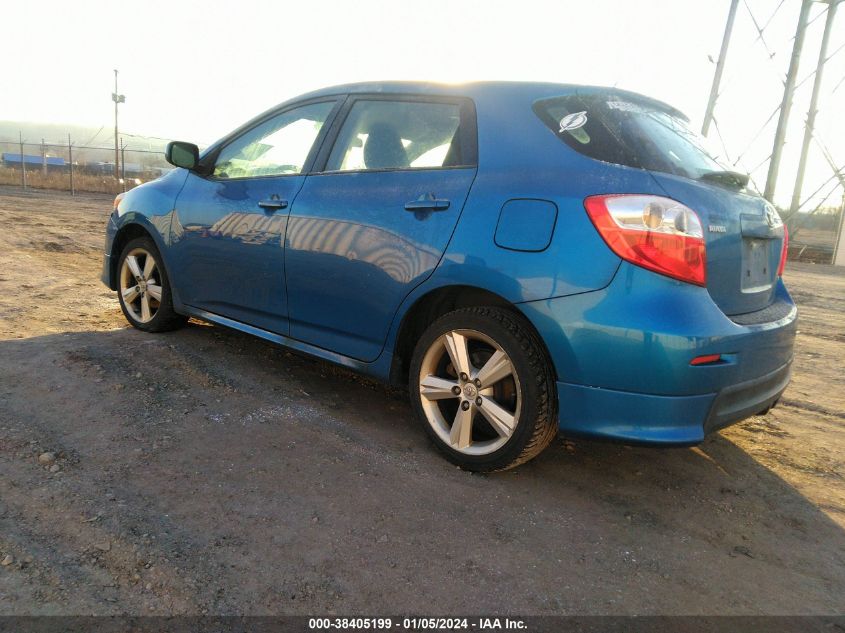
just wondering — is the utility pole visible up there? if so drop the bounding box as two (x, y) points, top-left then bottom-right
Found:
(764, 0), (812, 202)
(112, 69), (126, 180)
(68, 134), (75, 196)
(19, 131), (26, 190)
(702, 0), (740, 137)
(789, 0), (840, 215)
(41, 138), (47, 175)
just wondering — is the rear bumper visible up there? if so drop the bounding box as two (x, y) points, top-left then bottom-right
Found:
(704, 359), (791, 434)
(518, 262), (797, 445)
(555, 360), (791, 445)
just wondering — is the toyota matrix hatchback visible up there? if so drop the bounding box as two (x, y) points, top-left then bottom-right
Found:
(102, 81), (796, 471)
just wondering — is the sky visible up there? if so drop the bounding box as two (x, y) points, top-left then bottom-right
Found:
(2, 0), (843, 209)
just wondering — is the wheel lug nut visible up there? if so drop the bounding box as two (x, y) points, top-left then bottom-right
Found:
(475, 397), (482, 406)
(461, 401), (470, 411)
(451, 386), (461, 395)
(474, 378), (481, 387)
(459, 372), (468, 382)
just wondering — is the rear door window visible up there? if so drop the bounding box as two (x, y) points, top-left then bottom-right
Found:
(534, 93), (728, 181)
(325, 100), (469, 172)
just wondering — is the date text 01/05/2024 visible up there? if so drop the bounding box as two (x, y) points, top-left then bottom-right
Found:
(307, 617), (527, 630)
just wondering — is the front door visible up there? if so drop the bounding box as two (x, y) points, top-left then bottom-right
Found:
(286, 97), (478, 361)
(169, 100), (338, 335)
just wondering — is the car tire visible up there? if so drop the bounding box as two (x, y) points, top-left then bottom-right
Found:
(409, 306), (558, 471)
(116, 236), (187, 333)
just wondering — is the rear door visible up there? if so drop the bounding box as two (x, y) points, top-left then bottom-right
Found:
(285, 96), (477, 361)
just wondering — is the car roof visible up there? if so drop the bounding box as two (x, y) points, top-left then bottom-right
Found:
(199, 81), (687, 159)
(289, 81), (687, 120)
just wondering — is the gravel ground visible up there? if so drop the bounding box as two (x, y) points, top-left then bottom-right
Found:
(0, 186), (843, 615)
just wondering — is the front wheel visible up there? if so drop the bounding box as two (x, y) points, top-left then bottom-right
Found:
(409, 307), (557, 472)
(117, 236), (187, 332)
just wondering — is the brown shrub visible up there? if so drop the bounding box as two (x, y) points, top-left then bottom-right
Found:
(0, 167), (138, 195)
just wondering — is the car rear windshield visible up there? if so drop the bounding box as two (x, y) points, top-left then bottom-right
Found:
(533, 93), (727, 181)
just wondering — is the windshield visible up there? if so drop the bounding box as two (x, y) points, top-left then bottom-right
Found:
(534, 93), (730, 182)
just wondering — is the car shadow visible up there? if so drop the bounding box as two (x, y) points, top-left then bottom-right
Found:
(1, 323), (843, 615)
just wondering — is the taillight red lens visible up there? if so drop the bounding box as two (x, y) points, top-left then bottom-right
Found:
(777, 224), (788, 277)
(584, 195), (707, 286)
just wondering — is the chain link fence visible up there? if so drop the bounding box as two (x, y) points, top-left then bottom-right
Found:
(0, 136), (172, 196)
(787, 205), (844, 264)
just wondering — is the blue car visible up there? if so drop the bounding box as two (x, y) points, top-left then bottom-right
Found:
(101, 82), (796, 471)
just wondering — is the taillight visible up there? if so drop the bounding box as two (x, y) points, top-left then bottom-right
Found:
(584, 195), (707, 286)
(777, 224), (788, 277)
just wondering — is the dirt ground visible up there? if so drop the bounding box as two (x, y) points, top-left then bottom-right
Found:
(0, 185), (843, 616)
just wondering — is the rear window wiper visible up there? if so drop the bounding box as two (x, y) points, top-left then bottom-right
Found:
(698, 170), (749, 189)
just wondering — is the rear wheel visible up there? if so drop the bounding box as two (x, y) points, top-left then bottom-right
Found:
(117, 236), (186, 332)
(409, 307), (557, 471)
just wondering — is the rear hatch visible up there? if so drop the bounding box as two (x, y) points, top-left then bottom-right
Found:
(534, 88), (786, 317)
(649, 172), (783, 315)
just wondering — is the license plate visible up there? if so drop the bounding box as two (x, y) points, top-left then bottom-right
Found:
(742, 238), (773, 292)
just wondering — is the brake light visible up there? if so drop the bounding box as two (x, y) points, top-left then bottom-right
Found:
(585, 195), (707, 286)
(777, 224), (789, 277)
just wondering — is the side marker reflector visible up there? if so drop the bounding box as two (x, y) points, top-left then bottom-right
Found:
(690, 354), (722, 366)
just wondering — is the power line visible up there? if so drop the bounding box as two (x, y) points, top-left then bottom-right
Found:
(725, 1), (844, 206)
(732, 102), (781, 166)
(81, 125), (105, 147)
(1, 141), (165, 155)
(713, 117), (768, 191)
(740, 0), (794, 90)
(784, 162), (845, 219)
(119, 131), (180, 142)
(747, 152), (773, 177)
(716, 1), (799, 172)
(787, 178), (843, 239)
(787, 3), (830, 43)
(712, 116), (764, 195)
(711, 116), (734, 164)
(814, 136), (845, 186)
(802, 3), (831, 34)
(744, 0), (778, 60)
(758, 0), (788, 36)
(794, 39), (845, 92)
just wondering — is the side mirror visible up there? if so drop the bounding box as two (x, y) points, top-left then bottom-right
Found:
(165, 141), (200, 170)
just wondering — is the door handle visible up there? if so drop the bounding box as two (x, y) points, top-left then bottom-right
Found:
(258, 198), (288, 211)
(404, 193), (450, 212)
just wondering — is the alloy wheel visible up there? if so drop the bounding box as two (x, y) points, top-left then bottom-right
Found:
(119, 247), (162, 324)
(418, 329), (521, 456)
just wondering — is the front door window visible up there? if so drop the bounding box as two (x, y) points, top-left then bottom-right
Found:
(213, 101), (335, 179)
